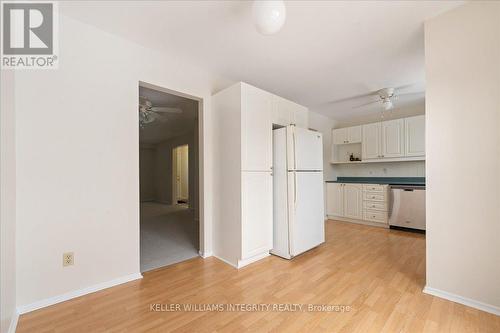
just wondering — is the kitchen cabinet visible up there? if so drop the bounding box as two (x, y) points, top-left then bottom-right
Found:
(326, 183), (344, 216)
(212, 82), (276, 268)
(405, 115), (425, 156)
(292, 106), (308, 128)
(241, 171), (273, 259)
(343, 184), (363, 219)
(326, 182), (388, 226)
(271, 95), (292, 126)
(362, 122), (382, 159)
(362, 184), (388, 224)
(348, 126), (362, 143)
(332, 128), (348, 145)
(381, 119), (405, 158)
(271, 95), (308, 128)
(359, 117), (411, 161)
(332, 126), (362, 145)
(241, 84), (272, 171)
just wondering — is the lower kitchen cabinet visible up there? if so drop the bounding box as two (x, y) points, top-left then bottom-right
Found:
(343, 184), (363, 219)
(241, 171), (273, 260)
(326, 182), (388, 227)
(326, 182), (344, 216)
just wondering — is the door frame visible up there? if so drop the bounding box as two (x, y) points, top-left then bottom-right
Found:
(138, 81), (206, 257)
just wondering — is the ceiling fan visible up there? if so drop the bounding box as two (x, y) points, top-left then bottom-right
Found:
(352, 86), (424, 111)
(139, 96), (182, 128)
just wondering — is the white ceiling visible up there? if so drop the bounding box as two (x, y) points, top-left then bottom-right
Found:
(139, 86), (198, 145)
(62, 1), (464, 121)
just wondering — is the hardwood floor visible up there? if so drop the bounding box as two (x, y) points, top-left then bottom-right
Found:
(17, 220), (500, 332)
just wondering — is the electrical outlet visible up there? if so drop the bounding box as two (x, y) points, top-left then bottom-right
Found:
(63, 252), (74, 267)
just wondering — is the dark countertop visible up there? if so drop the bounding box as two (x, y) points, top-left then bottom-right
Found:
(326, 177), (425, 186)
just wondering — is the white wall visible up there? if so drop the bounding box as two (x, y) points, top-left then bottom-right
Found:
(13, 13), (226, 308)
(425, 1), (500, 312)
(1, 71), (17, 332)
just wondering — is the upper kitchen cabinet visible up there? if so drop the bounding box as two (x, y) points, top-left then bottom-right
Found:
(362, 122), (382, 159)
(348, 126), (362, 143)
(271, 95), (308, 128)
(381, 118), (405, 158)
(241, 83), (273, 171)
(271, 95), (291, 126)
(332, 128), (348, 145)
(332, 126), (362, 144)
(335, 115), (425, 164)
(405, 115), (425, 156)
(291, 106), (308, 128)
(363, 119), (404, 160)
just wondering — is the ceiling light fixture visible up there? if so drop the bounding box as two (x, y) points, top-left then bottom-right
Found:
(252, 0), (286, 35)
(383, 99), (393, 110)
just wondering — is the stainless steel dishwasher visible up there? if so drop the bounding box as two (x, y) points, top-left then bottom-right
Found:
(389, 185), (426, 230)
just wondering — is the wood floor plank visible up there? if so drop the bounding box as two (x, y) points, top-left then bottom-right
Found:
(16, 220), (500, 332)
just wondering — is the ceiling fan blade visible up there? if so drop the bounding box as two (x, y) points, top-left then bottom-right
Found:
(327, 91), (378, 105)
(352, 100), (380, 109)
(139, 96), (152, 108)
(151, 107), (182, 114)
(396, 91), (425, 97)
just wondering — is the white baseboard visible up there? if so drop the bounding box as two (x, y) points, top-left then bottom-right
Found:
(198, 250), (212, 258)
(213, 252), (270, 269)
(237, 252), (270, 268)
(423, 286), (500, 316)
(17, 273), (143, 315)
(213, 254), (238, 268)
(8, 309), (19, 333)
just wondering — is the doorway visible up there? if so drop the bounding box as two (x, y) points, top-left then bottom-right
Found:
(138, 83), (200, 272)
(172, 144), (189, 205)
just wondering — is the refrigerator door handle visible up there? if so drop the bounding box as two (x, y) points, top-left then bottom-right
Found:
(294, 172), (297, 205)
(292, 130), (296, 170)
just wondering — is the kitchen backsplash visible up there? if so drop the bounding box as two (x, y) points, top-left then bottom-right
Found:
(333, 161), (425, 178)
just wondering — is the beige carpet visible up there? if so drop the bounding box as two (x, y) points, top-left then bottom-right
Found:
(140, 202), (199, 272)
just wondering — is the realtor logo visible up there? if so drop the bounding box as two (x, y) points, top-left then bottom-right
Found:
(1, 1), (58, 69)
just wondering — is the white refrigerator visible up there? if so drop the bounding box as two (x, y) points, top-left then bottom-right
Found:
(272, 125), (325, 259)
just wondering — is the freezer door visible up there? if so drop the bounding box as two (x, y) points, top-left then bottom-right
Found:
(288, 171), (325, 256)
(287, 126), (323, 171)
(271, 128), (291, 258)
